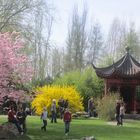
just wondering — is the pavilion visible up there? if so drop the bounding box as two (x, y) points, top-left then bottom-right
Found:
(92, 49), (140, 113)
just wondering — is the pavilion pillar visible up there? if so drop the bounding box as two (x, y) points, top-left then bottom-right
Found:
(118, 85), (121, 95)
(105, 79), (109, 95)
(118, 85), (122, 101)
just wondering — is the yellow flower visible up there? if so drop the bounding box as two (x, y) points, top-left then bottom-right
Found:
(31, 85), (84, 115)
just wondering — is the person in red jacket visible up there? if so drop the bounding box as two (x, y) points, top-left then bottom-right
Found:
(63, 108), (71, 136)
(8, 106), (23, 135)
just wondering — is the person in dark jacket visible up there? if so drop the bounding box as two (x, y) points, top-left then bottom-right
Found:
(63, 108), (71, 136)
(64, 99), (69, 109)
(115, 101), (120, 126)
(16, 107), (27, 133)
(58, 97), (65, 119)
(88, 97), (94, 117)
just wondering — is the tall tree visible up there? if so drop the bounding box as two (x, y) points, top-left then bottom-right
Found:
(31, 1), (53, 80)
(51, 48), (63, 77)
(0, 0), (34, 32)
(64, 6), (88, 72)
(87, 23), (103, 64)
(124, 23), (140, 60)
(105, 18), (126, 62)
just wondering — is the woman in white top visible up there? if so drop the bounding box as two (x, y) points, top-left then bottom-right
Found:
(120, 103), (125, 125)
(41, 107), (48, 131)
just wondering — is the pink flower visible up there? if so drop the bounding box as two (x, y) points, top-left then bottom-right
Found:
(0, 32), (33, 102)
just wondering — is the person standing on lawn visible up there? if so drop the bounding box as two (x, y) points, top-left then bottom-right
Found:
(51, 99), (57, 123)
(16, 107), (27, 133)
(88, 97), (94, 117)
(115, 101), (120, 125)
(120, 102), (125, 125)
(41, 107), (48, 131)
(63, 108), (71, 136)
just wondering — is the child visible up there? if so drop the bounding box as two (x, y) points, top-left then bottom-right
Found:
(41, 107), (48, 131)
(63, 108), (71, 136)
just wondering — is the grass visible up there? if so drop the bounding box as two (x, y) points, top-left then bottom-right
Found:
(0, 115), (140, 140)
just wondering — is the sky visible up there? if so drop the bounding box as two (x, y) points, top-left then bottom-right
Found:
(50, 0), (140, 47)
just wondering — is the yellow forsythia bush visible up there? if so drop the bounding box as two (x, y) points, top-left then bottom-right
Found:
(31, 85), (84, 115)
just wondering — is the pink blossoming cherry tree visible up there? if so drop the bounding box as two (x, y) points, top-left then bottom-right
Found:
(0, 32), (33, 103)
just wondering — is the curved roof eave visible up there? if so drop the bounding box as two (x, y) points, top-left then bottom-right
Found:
(92, 52), (140, 79)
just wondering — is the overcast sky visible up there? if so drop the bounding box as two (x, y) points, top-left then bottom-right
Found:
(50, 0), (140, 47)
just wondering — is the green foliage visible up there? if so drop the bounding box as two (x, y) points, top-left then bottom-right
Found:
(31, 76), (53, 87)
(97, 93), (119, 121)
(54, 66), (104, 111)
(54, 70), (81, 86)
(124, 25), (140, 60)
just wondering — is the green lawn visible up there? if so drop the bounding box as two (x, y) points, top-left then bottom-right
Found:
(0, 115), (140, 140)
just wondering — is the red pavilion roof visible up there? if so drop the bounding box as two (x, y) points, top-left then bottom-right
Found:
(92, 52), (140, 79)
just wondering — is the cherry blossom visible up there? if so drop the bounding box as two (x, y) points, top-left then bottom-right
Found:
(0, 32), (33, 102)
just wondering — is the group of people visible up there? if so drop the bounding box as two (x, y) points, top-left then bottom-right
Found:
(3, 97), (71, 136)
(58, 98), (68, 119)
(40, 98), (125, 136)
(8, 105), (28, 135)
(115, 101), (125, 126)
(40, 98), (71, 136)
(4, 96), (127, 138)
(50, 97), (69, 123)
(1, 96), (32, 135)
(6, 96), (126, 136)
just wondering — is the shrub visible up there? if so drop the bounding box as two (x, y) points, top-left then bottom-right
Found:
(96, 93), (119, 121)
(31, 85), (84, 115)
(54, 67), (104, 111)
